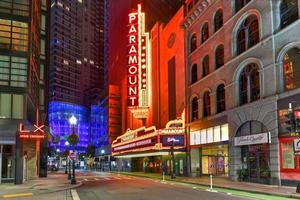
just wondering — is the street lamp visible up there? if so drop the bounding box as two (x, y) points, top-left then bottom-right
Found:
(65, 141), (69, 175)
(69, 115), (78, 185)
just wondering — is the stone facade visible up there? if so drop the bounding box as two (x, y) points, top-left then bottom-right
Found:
(183, 0), (300, 185)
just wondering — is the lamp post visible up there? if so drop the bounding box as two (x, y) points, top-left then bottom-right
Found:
(101, 149), (105, 171)
(170, 140), (176, 179)
(69, 115), (78, 185)
(65, 141), (69, 174)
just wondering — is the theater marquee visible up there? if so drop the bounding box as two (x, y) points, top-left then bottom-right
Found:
(127, 4), (151, 118)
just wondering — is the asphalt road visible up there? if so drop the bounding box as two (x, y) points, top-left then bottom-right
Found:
(76, 172), (251, 200)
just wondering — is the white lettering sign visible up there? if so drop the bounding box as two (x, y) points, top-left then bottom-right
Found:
(294, 138), (300, 152)
(234, 132), (270, 146)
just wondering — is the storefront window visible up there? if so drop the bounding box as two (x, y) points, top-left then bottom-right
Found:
(201, 145), (229, 176)
(281, 141), (295, 169)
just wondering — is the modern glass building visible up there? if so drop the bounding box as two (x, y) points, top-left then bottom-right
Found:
(49, 0), (108, 153)
(0, 0), (42, 183)
(48, 101), (90, 153)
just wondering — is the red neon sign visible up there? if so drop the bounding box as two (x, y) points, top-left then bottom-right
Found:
(19, 133), (46, 139)
(127, 4), (150, 108)
(127, 8), (139, 106)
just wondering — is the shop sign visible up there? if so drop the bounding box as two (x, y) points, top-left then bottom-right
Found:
(19, 133), (46, 139)
(234, 132), (270, 146)
(161, 135), (185, 147)
(294, 138), (300, 152)
(113, 136), (157, 152)
(160, 128), (185, 134)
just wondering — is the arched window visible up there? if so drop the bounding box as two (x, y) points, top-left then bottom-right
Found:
(215, 45), (224, 69)
(202, 55), (209, 77)
(237, 15), (259, 55)
(239, 63), (260, 105)
(235, 0), (251, 13)
(216, 84), (225, 113)
(203, 91), (211, 117)
(214, 9), (223, 32)
(283, 48), (300, 91)
(201, 22), (209, 43)
(280, 0), (298, 29)
(191, 97), (199, 121)
(236, 120), (268, 137)
(191, 64), (198, 84)
(190, 34), (197, 53)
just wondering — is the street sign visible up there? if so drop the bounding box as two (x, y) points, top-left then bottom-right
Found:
(69, 152), (76, 160)
(294, 138), (300, 152)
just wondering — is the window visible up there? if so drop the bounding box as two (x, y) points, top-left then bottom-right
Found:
(239, 63), (260, 105)
(202, 55), (209, 77)
(0, 55), (27, 87)
(191, 64), (198, 84)
(201, 23), (209, 43)
(0, 93), (23, 119)
(216, 84), (225, 113)
(0, 19), (28, 52)
(280, 0), (298, 29)
(192, 97), (198, 121)
(235, 0), (251, 13)
(215, 45), (224, 69)
(237, 15), (259, 55)
(190, 34), (197, 53)
(203, 91), (211, 117)
(214, 9), (223, 32)
(283, 48), (300, 91)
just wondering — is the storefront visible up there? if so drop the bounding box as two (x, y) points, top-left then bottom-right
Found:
(112, 119), (187, 176)
(233, 121), (271, 184)
(278, 94), (300, 186)
(190, 123), (229, 177)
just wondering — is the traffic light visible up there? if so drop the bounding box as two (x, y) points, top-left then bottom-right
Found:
(295, 110), (300, 133)
(285, 111), (296, 133)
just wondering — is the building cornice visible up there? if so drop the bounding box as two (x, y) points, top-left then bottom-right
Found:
(181, 0), (213, 30)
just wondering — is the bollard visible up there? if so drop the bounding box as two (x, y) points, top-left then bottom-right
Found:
(210, 174), (213, 190)
(163, 172), (165, 182)
(296, 183), (300, 193)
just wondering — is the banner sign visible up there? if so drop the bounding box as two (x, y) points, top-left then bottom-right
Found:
(161, 135), (185, 147)
(234, 132), (270, 146)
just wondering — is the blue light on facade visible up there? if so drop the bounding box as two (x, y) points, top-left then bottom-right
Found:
(90, 98), (109, 149)
(48, 101), (90, 153)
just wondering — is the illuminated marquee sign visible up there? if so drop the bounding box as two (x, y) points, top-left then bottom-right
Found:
(127, 4), (150, 109)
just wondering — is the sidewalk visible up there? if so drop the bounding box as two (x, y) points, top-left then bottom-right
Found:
(0, 172), (81, 199)
(114, 171), (300, 199)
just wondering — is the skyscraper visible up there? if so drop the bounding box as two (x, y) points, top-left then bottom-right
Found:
(49, 0), (108, 153)
(0, 0), (42, 183)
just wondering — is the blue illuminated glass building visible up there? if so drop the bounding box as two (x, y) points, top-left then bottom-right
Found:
(90, 97), (109, 149)
(49, 102), (90, 153)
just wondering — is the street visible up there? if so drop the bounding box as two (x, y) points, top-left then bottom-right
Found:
(76, 172), (250, 200)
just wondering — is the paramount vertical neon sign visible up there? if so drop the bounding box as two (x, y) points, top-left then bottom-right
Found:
(127, 4), (150, 110)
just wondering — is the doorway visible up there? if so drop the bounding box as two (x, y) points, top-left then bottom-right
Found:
(242, 144), (270, 184)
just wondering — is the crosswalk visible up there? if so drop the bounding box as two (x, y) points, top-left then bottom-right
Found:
(79, 175), (134, 182)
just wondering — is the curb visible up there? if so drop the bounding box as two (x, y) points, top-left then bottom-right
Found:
(111, 172), (300, 199)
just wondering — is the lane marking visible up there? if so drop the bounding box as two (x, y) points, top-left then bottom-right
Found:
(2, 193), (33, 198)
(104, 177), (111, 180)
(94, 178), (99, 181)
(227, 193), (232, 195)
(84, 178), (88, 181)
(71, 189), (80, 200)
(113, 177), (121, 180)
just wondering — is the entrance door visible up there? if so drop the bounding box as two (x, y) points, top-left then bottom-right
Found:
(247, 144), (270, 184)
